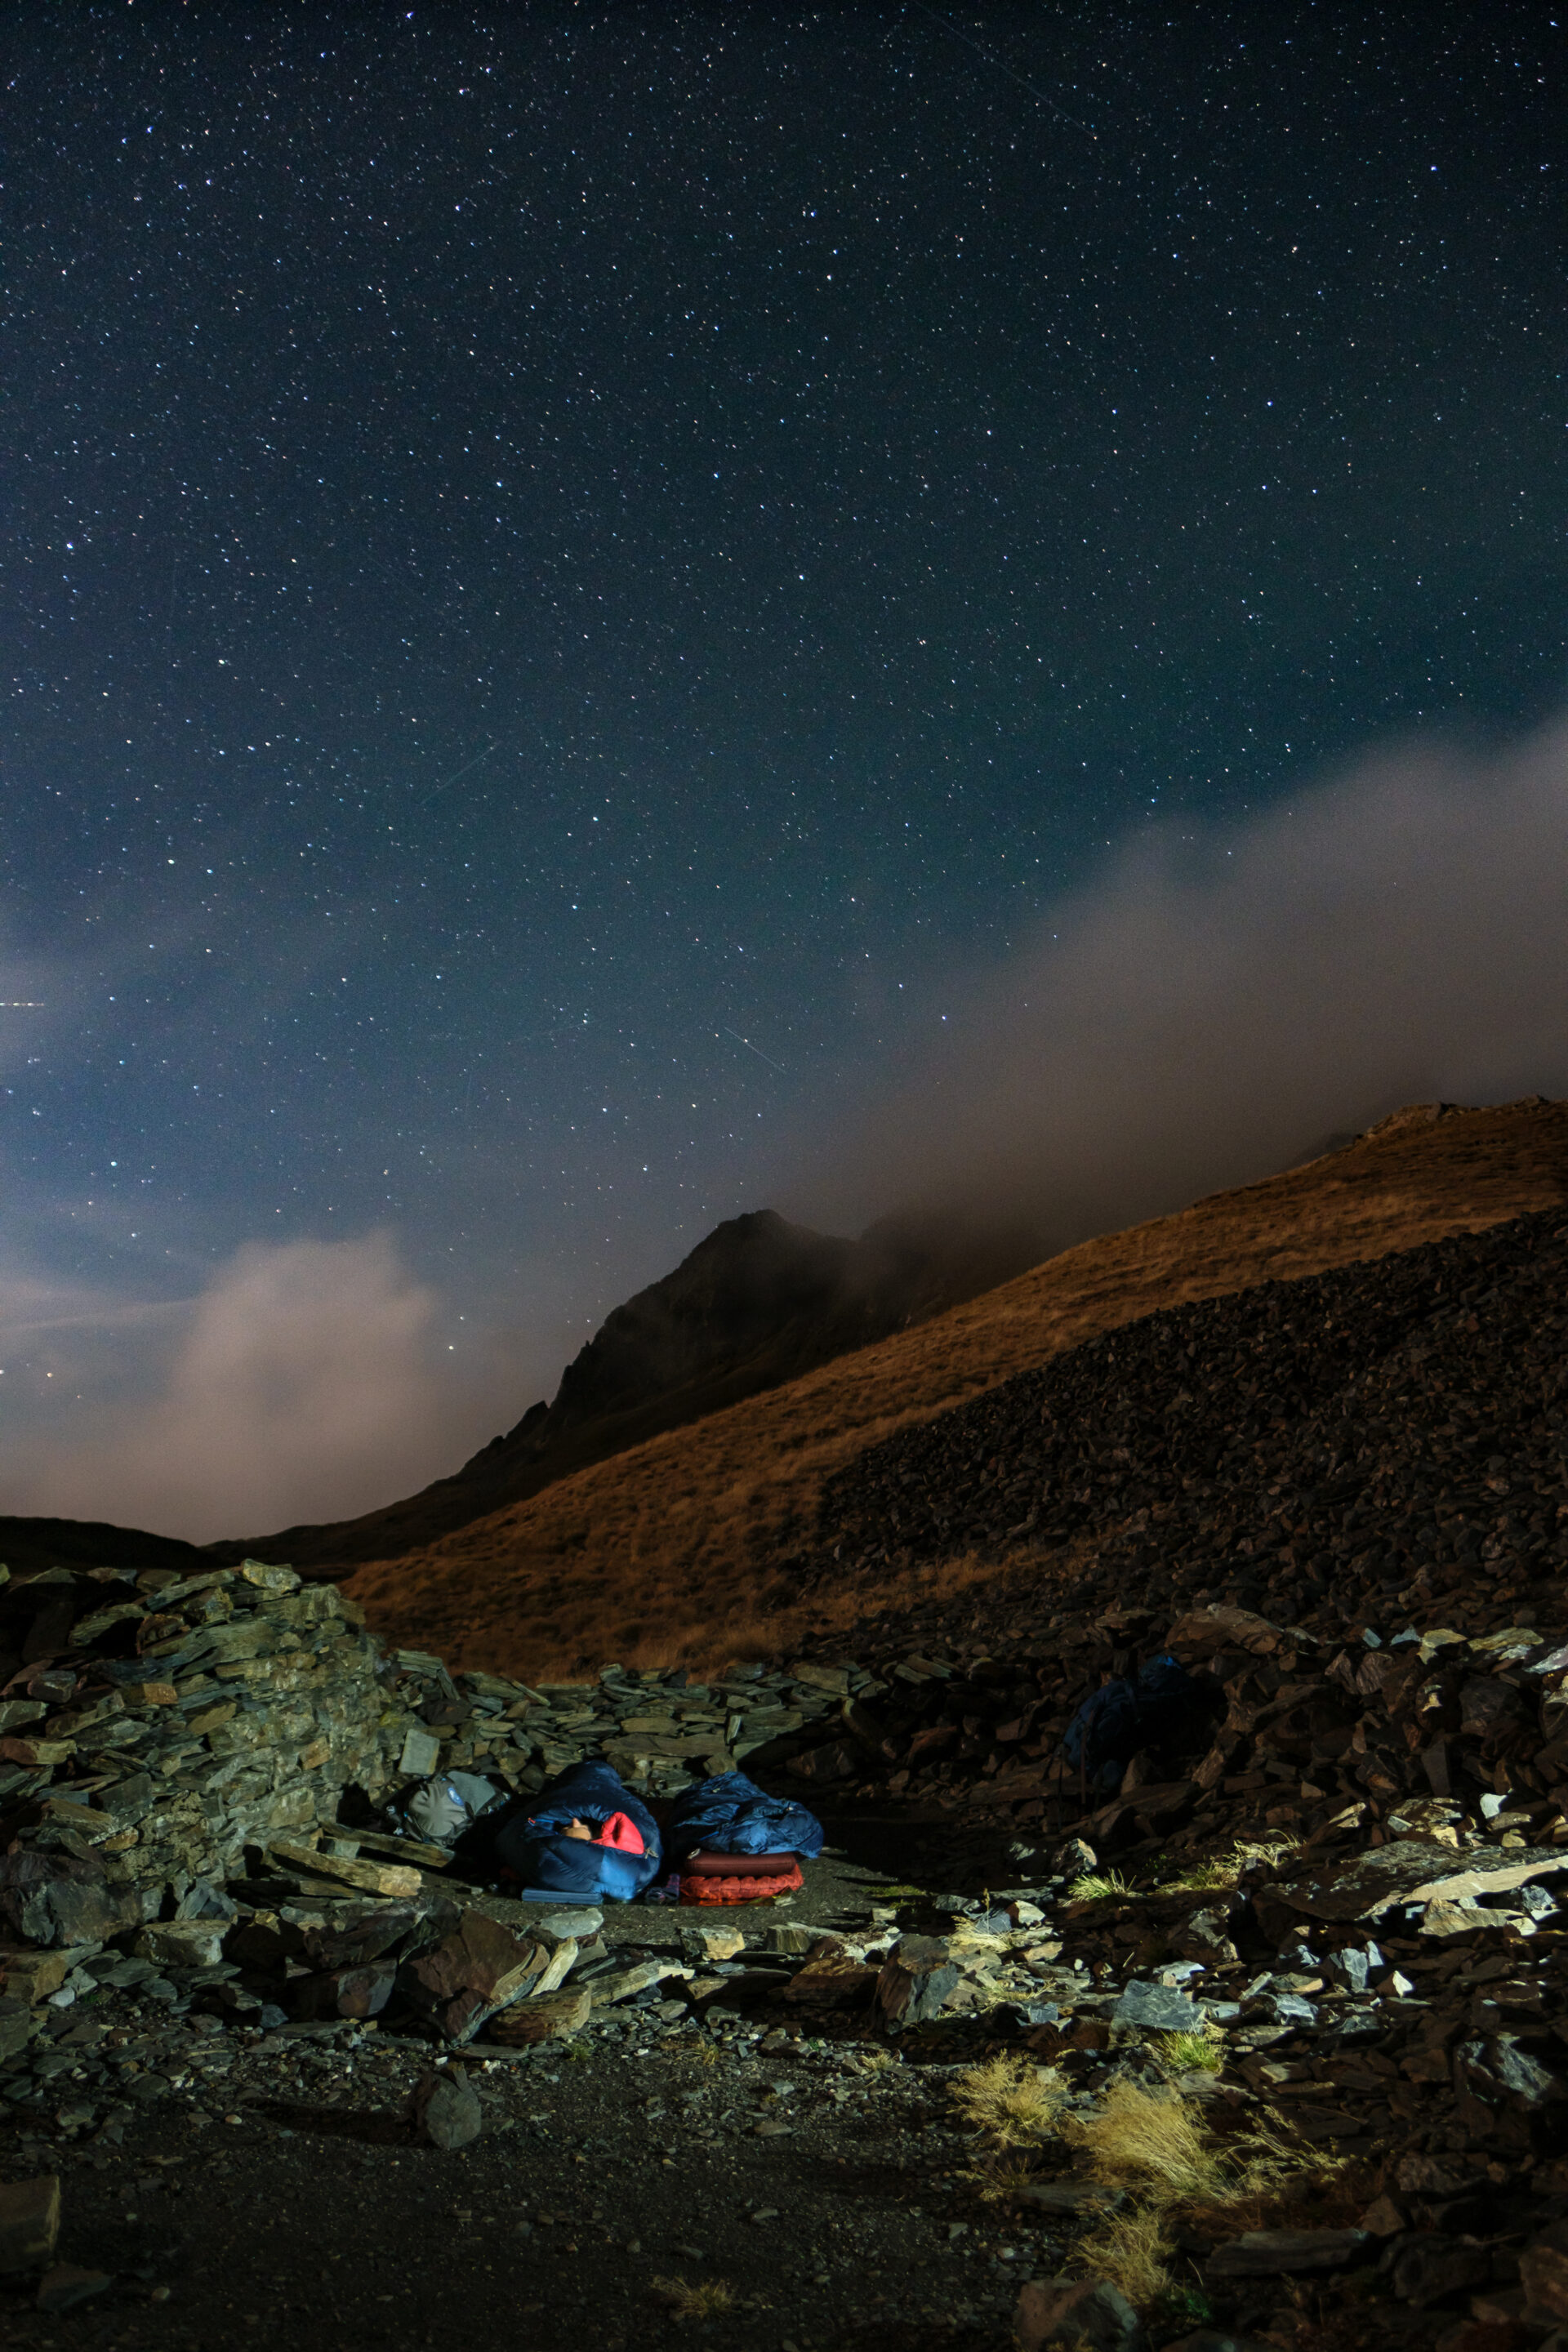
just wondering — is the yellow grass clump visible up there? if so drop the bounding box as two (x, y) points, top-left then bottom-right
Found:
(1077, 2203), (1178, 2307)
(651, 2276), (735, 2321)
(1059, 2081), (1344, 2314)
(1068, 2080), (1232, 2204)
(949, 2055), (1067, 2149)
(1164, 1838), (1298, 1895)
(1068, 2080), (1329, 2212)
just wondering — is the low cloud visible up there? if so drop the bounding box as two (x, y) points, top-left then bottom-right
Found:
(809, 716), (1568, 1245)
(8, 719), (1568, 1549)
(0, 1233), (488, 1544)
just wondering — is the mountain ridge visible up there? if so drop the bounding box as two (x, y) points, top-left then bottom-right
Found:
(201, 1201), (1041, 1572)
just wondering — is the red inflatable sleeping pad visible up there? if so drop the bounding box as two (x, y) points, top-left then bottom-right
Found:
(677, 1851), (804, 1904)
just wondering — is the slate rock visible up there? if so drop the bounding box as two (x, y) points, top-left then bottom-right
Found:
(0, 2175), (60, 2274)
(530, 1909), (603, 1940)
(290, 1962), (394, 2020)
(1519, 2223), (1568, 2322)
(1174, 1905), (1239, 1963)
(0, 1851), (139, 1948)
(1207, 2229), (1370, 2277)
(36, 2265), (114, 2313)
(1454, 2035), (1566, 2114)
(405, 1909), (546, 2042)
(1113, 1980), (1200, 2033)
(1015, 2275), (1144, 2352)
(135, 1919), (226, 1970)
(0, 1998), (35, 2061)
(1281, 1841), (1568, 1927)
(1384, 2233), (1494, 2308)
(875, 1936), (960, 2029)
(484, 1989), (590, 2046)
(786, 1738), (860, 1783)
(1396, 2154), (1479, 2196)
(411, 2066), (483, 2150)
(399, 1727), (442, 1776)
(783, 1946), (878, 2007)
(302, 1901), (425, 1970)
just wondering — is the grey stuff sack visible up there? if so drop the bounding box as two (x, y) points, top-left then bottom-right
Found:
(403, 1771), (503, 1849)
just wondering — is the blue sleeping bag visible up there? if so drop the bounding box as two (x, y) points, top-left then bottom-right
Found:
(664, 1771), (825, 1862)
(492, 1761), (662, 1900)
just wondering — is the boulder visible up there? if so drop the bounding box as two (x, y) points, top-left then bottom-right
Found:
(1206, 2229), (1370, 2277)
(411, 2066), (483, 2150)
(0, 2176), (60, 2274)
(875, 1935), (960, 2029)
(1015, 2275), (1144, 2352)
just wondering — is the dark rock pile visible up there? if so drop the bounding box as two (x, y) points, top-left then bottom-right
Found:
(808, 1205), (1568, 1642)
(390, 1643), (869, 1802)
(0, 1557), (405, 1958)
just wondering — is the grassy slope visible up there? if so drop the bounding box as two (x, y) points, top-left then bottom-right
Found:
(342, 1097), (1568, 1679)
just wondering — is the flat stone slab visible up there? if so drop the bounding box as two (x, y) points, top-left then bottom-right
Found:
(0, 2176), (60, 2274)
(1206, 2227), (1370, 2276)
(1277, 1840), (1568, 1925)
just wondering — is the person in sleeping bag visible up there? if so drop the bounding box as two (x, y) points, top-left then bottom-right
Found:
(664, 1770), (824, 1864)
(491, 1758), (662, 1900)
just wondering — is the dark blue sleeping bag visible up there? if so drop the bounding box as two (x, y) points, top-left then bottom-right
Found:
(492, 1761), (662, 1900)
(665, 1771), (825, 1862)
(1060, 1653), (1210, 1796)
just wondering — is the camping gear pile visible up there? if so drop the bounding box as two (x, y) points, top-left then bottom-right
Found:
(0, 1556), (833, 2058)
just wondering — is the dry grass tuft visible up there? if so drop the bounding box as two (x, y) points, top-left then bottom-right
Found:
(1164, 1838), (1298, 1895)
(1067, 2080), (1228, 2204)
(1077, 2201), (1177, 2306)
(950, 2055), (1066, 2149)
(1047, 2078), (1348, 2314)
(651, 2276), (735, 2321)
(961, 2152), (1040, 2204)
(1069, 2081), (1331, 2214)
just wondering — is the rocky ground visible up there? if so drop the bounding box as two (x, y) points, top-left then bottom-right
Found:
(6, 1204), (1568, 2348)
(0, 1844), (1051, 2352)
(808, 1206), (1568, 1650)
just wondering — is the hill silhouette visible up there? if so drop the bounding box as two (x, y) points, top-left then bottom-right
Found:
(204, 1203), (1039, 1574)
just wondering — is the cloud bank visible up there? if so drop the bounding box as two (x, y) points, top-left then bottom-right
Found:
(7, 715), (1567, 1548)
(0, 1234), (487, 1544)
(807, 716), (1568, 1245)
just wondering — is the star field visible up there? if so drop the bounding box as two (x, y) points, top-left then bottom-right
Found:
(2, 3), (1566, 1487)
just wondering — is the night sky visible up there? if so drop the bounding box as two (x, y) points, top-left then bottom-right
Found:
(4, 4), (1566, 1535)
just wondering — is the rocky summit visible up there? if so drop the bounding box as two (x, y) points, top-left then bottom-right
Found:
(3, 1148), (1568, 2351)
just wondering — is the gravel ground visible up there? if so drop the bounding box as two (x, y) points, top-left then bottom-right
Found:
(1, 1839), (1042, 2352)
